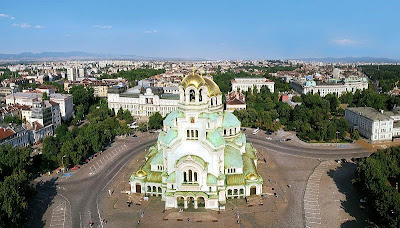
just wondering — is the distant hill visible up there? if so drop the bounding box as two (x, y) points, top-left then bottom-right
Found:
(0, 51), (206, 61)
(295, 57), (400, 63)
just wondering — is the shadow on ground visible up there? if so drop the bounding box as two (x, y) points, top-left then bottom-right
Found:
(327, 163), (368, 228)
(24, 178), (58, 228)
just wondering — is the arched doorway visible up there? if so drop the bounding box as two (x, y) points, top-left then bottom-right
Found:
(250, 186), (256, 195)
(187, 196), (195, 208)
(197, 197), (205, 208)
(136, 183), (141, 193)
(177, 196), (184, 208)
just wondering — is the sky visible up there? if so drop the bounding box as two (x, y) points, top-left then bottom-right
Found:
(0, 0), (399, 60)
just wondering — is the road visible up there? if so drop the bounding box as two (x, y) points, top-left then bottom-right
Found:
(33, 133), (158, 228)
(246, 130), (372, 160)
(29, 130), (372, 227)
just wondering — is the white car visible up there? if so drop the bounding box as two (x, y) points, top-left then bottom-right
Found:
(266, 137), (272, 140)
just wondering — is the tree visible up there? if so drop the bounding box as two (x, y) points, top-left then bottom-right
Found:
(42, 92), (49, 100)
(148, 112), (163, 130)
(351, 130), (360, 140)
(41, 137), (59, 171)
(138, 122), (148, 132)
(2, 116), (22, 124)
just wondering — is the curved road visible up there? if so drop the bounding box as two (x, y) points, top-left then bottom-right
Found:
(247, 133), (372, 160)
(33, 130), (372, 227)
(55, 133), (157, 228)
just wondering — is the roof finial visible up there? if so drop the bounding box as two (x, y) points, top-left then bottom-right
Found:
(200, 69), (203, 77)
(192, 66), (195, 74)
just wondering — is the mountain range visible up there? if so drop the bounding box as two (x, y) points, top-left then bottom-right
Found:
(0, 52), (399, 63)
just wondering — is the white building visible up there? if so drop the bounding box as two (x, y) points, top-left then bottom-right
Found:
(6, 92), (73, 121)
(107, 87), (179, 117)
(291, 76), (368, 97)
(67, 68), (77, 81)
(129, 72), (263, 210)
(345, 107), (400, 141)
(0, 124), (29, 148)
(225, 91), (246, 112)
(231, 78), (274, 93)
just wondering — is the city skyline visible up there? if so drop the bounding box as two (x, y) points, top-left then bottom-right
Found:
(1, 0), (400, 59)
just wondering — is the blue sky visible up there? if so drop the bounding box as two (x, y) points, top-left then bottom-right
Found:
(0, 0), (399, 59)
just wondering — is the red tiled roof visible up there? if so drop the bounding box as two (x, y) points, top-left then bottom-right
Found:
(0, 127), (15, 140)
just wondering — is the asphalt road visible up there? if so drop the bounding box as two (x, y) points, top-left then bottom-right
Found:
(246, 130), (372, 160)
(55, 133), (157, 228)
(31, 130), (372, 227)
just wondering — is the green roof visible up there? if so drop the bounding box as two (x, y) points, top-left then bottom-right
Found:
(176, 155), (208, 169)
(224, 145), (243, 168)
(146, 145), (158, 158)
(242, 155), (257, 177)
(150, 150), (163, 166)
(146, 171), (162, 183)
(166, 171), (176, 182)
(207, 173), (218, 185)
(162, 129), (178, 144)
(245, 143), (257, 159)
(163, 110), (184, 127)
(199, 112), (221, 122)
(206, 129), (225, 147)
(222, 111), (240, 128)
(234, 133), (246, 145)
(226, 174), (245, 186)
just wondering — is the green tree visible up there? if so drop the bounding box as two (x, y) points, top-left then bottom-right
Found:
(138, 122), (148, 132)
(41, 137), (59, 171)
(42, 92), (49, 100)
(148, 112), (163, 130)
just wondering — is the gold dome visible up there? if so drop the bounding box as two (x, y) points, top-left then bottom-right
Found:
(180, 73), (206, 90)
(245, 173), (258, 181)
(204, 78), (222, 97)
(135, 169), (147, 178)
(180, 72), (221, 97)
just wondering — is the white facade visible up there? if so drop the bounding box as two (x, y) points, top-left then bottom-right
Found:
(49, 93), (74, 121)
(107, 88), (179, 117)
(0, 125), (29, 148)
(130, 73), (263, 210)
(291, 77), (368, 97)
(231, 78), (275, 93)
(345, 107), (400, 141)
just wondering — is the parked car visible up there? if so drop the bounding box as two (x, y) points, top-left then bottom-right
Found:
(285, 138), (292, 141)
(266, 137), (272, 140)
(132, 134), (138, 138)
(71, 166), (80, 170)
(85, 159), (90, 163)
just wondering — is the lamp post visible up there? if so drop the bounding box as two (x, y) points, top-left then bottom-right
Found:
(62, 155), (66, 173)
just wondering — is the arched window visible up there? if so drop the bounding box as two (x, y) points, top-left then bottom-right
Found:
(147, 186), (151, 192)
(195, 130), (198, 138)
(199, 89), (203, 102)
(187, 130), (190, 138)
(153, 186), (156, 192)
(184, 172), (187, 182)
(191, 130), (194, 138)
(224, 129), (226, 135)
(234, 189), (238, 195)
(228, 189), (232, 195)
(158, 187), (162, 193)
(194, 172), (197, 182)
(211, 99), (213, 106)
(189, 90), (195, 102)
(240, 189), (244, 195)
(188, 170), (192, 182)
(230, 129), (232, 135)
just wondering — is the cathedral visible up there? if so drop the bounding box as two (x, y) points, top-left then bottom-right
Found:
(130, 71), (263, 210)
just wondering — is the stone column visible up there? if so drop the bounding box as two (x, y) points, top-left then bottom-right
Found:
(184, 198), (188, 209)
(194, 199), (198, 209)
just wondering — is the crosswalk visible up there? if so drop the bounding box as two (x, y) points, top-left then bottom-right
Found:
(89, 144), (127, 175)
(304, 161), (330, 228)
(50, 202), (66, 228)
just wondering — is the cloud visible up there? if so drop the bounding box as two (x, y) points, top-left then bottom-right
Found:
(93, 25), (112, 29)
(12, 23), (31, 29)
(144, 29), (157, 33)
(35, 25), (44, 29)
(10, 16), (15, 20)
(0, 13), (9, 18)
(331, 38), (358, 46)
